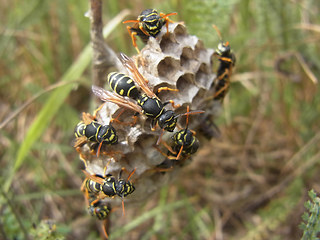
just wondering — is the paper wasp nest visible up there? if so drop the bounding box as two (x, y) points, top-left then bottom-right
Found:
(77, 22), (221, 208)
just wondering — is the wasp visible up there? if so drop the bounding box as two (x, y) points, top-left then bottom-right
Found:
(81, 170), (117, 199)
(87, 197), (111, 239)
(212, 25), (236, 101)
(87, 197), (111, 220)
(123, 9), (177, 53)
(156, 105), (202, 160)
(93, 53), (203, 144)
(81, 161), (136, 216)
(171, 116), (200, 160)
(74, 112), (118, 157)
(115, 168), (136, 199)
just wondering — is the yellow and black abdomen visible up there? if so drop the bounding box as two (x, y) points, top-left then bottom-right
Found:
(85, 178), (102, 195)
(74, 121), (86, 138)
(87, 200), (110, 220)
(107, 72), (140, 100)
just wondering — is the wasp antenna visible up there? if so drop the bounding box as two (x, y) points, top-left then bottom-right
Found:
(160, 12), (177, 19)
(127, 168), (136, 181)
(123, 19), (140, 24)
(173, 112), (183, 120)
(185, 105), (190, 128)
(212, 24), (223, 41)
(175, 109), (205, 120)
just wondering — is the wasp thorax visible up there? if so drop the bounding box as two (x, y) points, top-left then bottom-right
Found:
(115, 180), (126, 193)
(101, 177), (117, 196)
(158, 110), (177, 132)
(137, 95), (164, 118)
(97, 125), (118, 144)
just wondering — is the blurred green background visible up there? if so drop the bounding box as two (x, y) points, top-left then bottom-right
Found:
(1, 0), (319, 239)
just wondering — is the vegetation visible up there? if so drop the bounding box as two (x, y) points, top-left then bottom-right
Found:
(301, 190), (320, 240)
(0, 0), (319, 239)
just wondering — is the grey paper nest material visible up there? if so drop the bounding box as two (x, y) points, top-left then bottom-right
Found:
(76, 22), (221, 208)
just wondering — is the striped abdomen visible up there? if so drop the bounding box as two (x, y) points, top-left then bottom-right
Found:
(85, 178), (102, 195)
(107, 72), (140, 100)
(88, 202), (110, 220)
(74, 121), (86, 138)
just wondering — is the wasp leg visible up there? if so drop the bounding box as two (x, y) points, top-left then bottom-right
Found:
(129, 115), (138, 126)
(150, 147), (180, 172)
(175, 146), (184, 160)
(110, 109), (133, 126)
(119, 167), (136, 181)
(96, 142), (104, 157)
(157, 86), (179, 93)
(163, 100), (181, 109)
(160, 12), (177, 35)
(110, 109), (139, 127)
(215, 54), (234, 64)
(150, 119), (158, 131)
(213, 70), (230, 99)
(154, 143), (177, 160)
(126, 26), (140, 54)
(92, 104), (104, 119)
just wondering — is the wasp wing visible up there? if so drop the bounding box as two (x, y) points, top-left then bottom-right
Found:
(82, 112), (95, 125)
(82, 170), (105, 185)
(119, 53), (157, 99)
(92, 85), (142, 114)
(74, 136), (87, 148)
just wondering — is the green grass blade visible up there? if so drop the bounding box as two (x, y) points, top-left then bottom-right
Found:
(109, 198), (191, 239)
(4, 9), (130, 192)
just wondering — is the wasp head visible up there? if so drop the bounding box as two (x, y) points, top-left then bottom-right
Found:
(216, 42), (231, 57)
